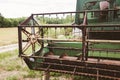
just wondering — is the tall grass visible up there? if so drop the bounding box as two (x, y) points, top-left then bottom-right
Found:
(0, 50), (42, 80)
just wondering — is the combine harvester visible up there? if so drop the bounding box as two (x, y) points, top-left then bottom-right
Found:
(18, 0), (120, 80)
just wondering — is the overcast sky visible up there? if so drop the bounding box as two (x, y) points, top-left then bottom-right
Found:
(0, 0), (76, 18)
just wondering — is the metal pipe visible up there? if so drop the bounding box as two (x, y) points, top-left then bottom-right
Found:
(20, 15), (33, 25)
(32, 9), (119, 15)
(19, 24), (120, 28)
(34, 67), (119, 80)
(47, 46), (82, 51)
(18, 26), (23, 56)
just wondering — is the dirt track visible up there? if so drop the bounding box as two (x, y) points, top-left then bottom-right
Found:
(0, 44), (18, 53)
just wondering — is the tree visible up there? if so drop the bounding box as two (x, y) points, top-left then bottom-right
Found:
(0, 13), (26, 27)
(0, 13), (4, 27)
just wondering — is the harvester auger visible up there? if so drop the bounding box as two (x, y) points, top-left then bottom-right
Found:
(18, 0), (120, 80)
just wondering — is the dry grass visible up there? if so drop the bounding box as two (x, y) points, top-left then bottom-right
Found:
(0, 50), (42, 80)
(0, 27), (18, 46)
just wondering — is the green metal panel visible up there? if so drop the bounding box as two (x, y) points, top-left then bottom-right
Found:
(75, 0), (81, 24)
(75, 0), (120, 24)
(75, 0), (120, 12)
(116, 0), (120, 5)
(75, 0), (100, 24)
(76, 0), (99, 11)
(48, 42), (82, 56)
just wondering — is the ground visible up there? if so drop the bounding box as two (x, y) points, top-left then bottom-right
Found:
(0, 27), (18, 46)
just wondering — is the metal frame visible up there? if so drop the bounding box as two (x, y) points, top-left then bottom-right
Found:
(18, 10), (120, 80)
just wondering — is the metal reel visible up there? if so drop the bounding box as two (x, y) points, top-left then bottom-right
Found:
(22, 27), (41, 54)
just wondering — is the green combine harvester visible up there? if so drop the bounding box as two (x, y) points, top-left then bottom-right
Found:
(18, 0), (120, 79)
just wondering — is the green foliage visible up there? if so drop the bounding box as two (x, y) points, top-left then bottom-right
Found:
(23, 70), (42, 78)
(51, 72), (62, 77)
(6, 76), (18, 80)
(74, 76), (95, 80)
(0, 13), (4, 27)
(0, 50), (42, 79)
(0, 13), (26, 27)
(0, 13), (74, 27)
(0, 50), (22, 71)
(36, 15), (74, 24)
(0, 51), (15, 61)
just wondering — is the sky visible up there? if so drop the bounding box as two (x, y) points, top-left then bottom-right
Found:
(0, 0), (76, 18)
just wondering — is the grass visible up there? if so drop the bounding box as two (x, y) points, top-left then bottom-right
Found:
(0, 27), (18, 46)
(0, 50), (42, 80)
(6, 76), (18, 80)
